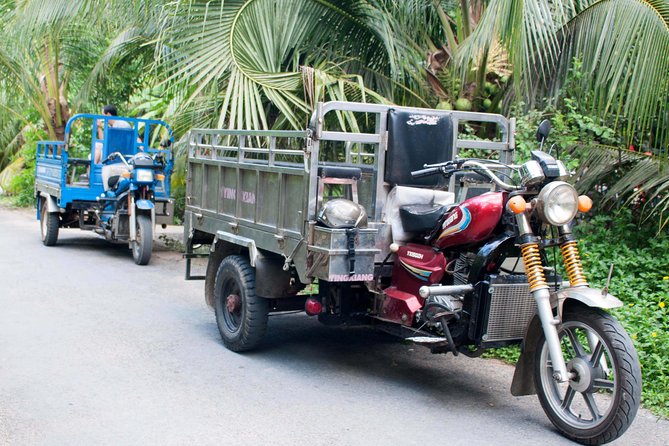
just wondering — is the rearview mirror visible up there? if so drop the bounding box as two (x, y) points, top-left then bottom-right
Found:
(536, 119), (551, 142)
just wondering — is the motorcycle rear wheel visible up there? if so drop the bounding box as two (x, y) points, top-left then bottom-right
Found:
(534, 305), (641, 445)
(132, 214), (153, 265)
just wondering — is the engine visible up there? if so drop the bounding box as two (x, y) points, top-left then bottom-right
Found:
(420, 294), (463, 327)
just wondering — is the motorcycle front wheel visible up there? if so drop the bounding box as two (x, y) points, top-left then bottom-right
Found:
(132, 214), (153, 265)
(534, 305), (641, 445)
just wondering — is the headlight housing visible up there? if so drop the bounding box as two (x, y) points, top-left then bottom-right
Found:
(536, 181), (578, 226)
(135, 169), (154, 183)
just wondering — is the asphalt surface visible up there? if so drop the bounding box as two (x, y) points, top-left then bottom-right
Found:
(1, 205), (668, 445)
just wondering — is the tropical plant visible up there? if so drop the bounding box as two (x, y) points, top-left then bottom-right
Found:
(457, 0), (669, 149)
(138, 0), (436, 132)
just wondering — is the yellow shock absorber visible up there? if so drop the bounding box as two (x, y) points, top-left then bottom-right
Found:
(520, 243), (548, 292)
(560, 240), (588, 287)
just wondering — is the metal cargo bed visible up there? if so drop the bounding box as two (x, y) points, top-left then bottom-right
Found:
(184, 101), (515, 286)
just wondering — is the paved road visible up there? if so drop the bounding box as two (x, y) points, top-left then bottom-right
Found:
(1, 205), (667, 446)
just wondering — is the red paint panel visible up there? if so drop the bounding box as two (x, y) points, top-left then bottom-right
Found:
(391, 244), (446, 298)
(380, 287), (422, 326)
(435, 192), (504, 249)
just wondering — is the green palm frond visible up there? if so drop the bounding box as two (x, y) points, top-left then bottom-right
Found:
(556, 0), (669, 145)
(571, 144), (669, 229)
(155, 0), (428, 131)
(457, 0), (669, 146)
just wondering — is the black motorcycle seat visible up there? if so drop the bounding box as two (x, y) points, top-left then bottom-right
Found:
(107, 175), (120, 189)
(399, 203), (448, 233)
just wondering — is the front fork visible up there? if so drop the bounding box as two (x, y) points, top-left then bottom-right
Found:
(515, 213), (588, 383)
(129, 193), (136, 241)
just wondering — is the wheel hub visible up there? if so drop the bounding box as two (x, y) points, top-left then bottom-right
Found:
(567, 357), (594, 393)
(226, 294), (241, 313)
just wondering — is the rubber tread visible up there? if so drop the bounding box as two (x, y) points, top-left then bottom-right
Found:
(213, 255), (268, 352)
(133, 214), (153, 265)
(534, 306), (641, 445)
(41, 199), (59, 246)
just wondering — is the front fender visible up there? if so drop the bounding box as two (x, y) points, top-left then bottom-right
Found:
(555, 286), (623, 314)
(510, 286), (623, 397)
(136, 199), (154, 210)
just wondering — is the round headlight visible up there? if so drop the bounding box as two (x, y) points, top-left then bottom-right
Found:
(536, 181), (578, 226)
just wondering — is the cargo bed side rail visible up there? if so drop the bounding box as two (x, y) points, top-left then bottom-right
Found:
(184, 129), (310, 279)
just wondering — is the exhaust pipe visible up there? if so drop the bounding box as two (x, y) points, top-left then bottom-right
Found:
(419, 284), (474, 298)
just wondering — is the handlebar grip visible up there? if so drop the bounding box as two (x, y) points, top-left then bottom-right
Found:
(411, 167), (441, 179)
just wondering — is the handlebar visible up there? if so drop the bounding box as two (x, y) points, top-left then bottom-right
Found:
(410, 160), (520, 191)
(464, 161), (519, 191)
(102, 152), (130, 168)
(411, 166), (442, 179)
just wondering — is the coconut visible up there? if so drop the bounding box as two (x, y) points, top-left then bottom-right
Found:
(454, 98), (472, 111)
(436, 101), (453, 110)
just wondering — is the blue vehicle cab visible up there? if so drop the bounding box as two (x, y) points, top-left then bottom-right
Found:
(35, 113), (174, 265)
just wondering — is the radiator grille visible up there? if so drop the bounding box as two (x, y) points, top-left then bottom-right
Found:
(483, 275), (537, 342)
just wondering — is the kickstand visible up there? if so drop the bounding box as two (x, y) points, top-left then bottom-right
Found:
(440, 316), (458, 356)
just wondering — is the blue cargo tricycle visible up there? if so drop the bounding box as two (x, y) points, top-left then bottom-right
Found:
(34, 114), (174, 265)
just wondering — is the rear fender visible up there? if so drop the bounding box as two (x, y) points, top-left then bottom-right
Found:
(40, 192), (59, 213)
(205, 240), (245, 309)
(510, 287), (622, 396)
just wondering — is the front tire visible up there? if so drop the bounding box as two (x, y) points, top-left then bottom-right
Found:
(40, 198), (59, 246)
(534, 306), (641, 445)
(132, 214), (153, 265)
(213, 255), (268, 352)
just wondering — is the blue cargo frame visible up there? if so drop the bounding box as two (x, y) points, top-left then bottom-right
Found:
(35, 114), (174, 216)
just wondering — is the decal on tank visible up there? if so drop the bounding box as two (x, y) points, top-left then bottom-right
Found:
(399, 260), (432, 282)
(438, 207), (471, 240)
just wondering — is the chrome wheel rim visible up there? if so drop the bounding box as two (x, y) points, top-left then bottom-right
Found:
(539, 320), (617, 430)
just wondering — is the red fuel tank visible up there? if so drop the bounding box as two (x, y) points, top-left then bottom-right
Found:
(434, 192), (504, 249)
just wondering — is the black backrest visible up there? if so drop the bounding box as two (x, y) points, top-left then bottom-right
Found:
(385, 109), (454, 187)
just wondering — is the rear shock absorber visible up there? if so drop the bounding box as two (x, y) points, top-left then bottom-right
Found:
(560, 240), (588, 287)
(520, 243), (548, 292)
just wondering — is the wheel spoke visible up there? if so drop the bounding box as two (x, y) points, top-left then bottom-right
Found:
(590, 341), (605, 367)
(582, 392), (602, 421)
(560, 386), (576, 411)
(593, 378), (614, 391)
(566, 328), (586, 357)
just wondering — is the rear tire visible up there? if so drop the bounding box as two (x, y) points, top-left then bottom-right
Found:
(534, 306), (641, 445)
(132, 214), (153, 265)
(214, 255), (268, 352)
(40, 198), (59, 246)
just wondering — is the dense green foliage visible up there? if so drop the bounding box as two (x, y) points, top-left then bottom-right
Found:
(577, 211), (669, 417)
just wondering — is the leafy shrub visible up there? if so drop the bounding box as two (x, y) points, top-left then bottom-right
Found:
(6, 127), (44, 206)
(576, 210), (669, 417)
